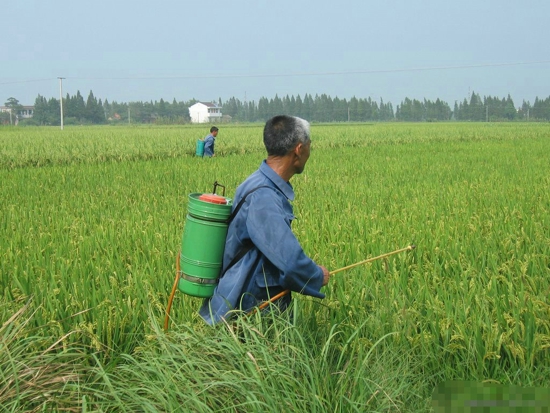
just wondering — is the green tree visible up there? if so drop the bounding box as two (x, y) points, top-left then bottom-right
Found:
(348, 97), (359, 121)
(453, 101), (460, 120)
(33, 95), (49, 125)
(4, 97), (23, 125)
(284, 95), (296, 116)
(468, 92), (484, 121)
(367, 97), (379, 121)
(332, 97), (347, 122)
(379, 98), (394, 121)
(303, 94), (314, 120)
(504, 94), (516, 120)
(32, 96), (61, 126)
(396, 98), (410, 121)
(0, 111), (9, 125)
(271, 95), (283, 118)
(314, 94), (333, 122)
(357, 98), (369, 121)
(294, 95), (303, 119)
(74, 91), (86, 121)
(517, 100), (531, 120)
(158, 98), (167, 118)
(246, 100), (256, 122)
(64, 91), (86, 122)
(459, 98), (469, 120)
(223, 97), (239, 118)
(47, 98), (61, 125)
(257, 97), (269, 121)
(85, 91), (105, 124)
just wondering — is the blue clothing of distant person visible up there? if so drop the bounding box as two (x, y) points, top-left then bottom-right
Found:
(199, 116), (330, 325)
(203, 126), (218, 157)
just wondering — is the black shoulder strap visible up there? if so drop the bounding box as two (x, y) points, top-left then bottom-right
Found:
(225, 185), (273, 224)
(219, 185), (275, 279)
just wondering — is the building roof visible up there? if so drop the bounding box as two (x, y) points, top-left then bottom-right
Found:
(192, 102), (220, 108)
(0, 105), (34, 110)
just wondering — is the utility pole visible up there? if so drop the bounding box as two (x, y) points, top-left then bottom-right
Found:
(486, 105), (489, 122)
(58, 77), (65, 130)
(128, 106), (131, 125)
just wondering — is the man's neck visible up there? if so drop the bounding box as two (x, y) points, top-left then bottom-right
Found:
(266, 156), (294, 182)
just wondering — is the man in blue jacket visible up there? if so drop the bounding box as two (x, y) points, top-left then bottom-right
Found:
(200, 115), (330, 325)
(203, 126), (218, 157)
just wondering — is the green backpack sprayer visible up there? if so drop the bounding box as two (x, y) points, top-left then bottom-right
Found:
(195, 139), (205, 157)
(164, 181), (416, 331)
(164, 181), (266, 330)
(178, 182), (232, 298)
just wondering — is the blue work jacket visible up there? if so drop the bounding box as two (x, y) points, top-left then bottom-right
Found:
(199, 160), (324, 325)
(203, 134), (215, 157)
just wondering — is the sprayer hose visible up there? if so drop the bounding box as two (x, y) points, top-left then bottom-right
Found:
(164, 252), (180, 332)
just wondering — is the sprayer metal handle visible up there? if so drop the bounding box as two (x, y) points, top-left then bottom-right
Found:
(212, 181), (226, 196)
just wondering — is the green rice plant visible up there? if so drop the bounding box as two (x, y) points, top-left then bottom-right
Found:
(1, 122), (549, 411)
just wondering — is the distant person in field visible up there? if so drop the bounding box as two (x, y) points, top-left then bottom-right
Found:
(200, 115), (330, 325)
(203, 126), (219, 157)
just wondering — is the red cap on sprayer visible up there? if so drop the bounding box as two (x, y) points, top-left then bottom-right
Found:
(198, 194), (227, 204)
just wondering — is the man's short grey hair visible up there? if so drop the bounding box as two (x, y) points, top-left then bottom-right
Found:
(263, 115), (310, 156)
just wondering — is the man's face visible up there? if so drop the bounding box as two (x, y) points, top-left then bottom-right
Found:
(212, 130), (218, 137)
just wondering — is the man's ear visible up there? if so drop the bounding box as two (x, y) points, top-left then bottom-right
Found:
(293, 143), (303, 157)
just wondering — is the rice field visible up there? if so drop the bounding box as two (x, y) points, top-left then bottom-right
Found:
(1, 122), (549, 412)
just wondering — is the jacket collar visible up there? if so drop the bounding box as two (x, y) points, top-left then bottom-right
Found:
(259, 160), (295, 201)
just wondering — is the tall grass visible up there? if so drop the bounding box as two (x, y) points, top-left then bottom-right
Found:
(0, 302), (90, 412)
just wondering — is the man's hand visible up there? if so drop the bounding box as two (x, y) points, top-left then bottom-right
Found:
(319, 265), (330, 286)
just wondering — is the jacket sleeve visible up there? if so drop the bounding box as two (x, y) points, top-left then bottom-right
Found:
(245, 191), (325, 298)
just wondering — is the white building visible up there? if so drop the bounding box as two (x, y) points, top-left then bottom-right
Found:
(188, 102), (222, 123)
(0, 105), (34, 125)
(0, 106), (34, 119)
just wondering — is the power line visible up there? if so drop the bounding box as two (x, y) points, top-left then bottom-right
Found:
(0, 78), (53, 85)
(67, 60), (550, 80)
(1, 60), (549, 84)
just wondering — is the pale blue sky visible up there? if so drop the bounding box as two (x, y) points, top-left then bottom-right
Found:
(2, 0), (549, 108)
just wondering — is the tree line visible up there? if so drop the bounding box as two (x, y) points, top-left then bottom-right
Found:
(3, 90), (550, 126)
